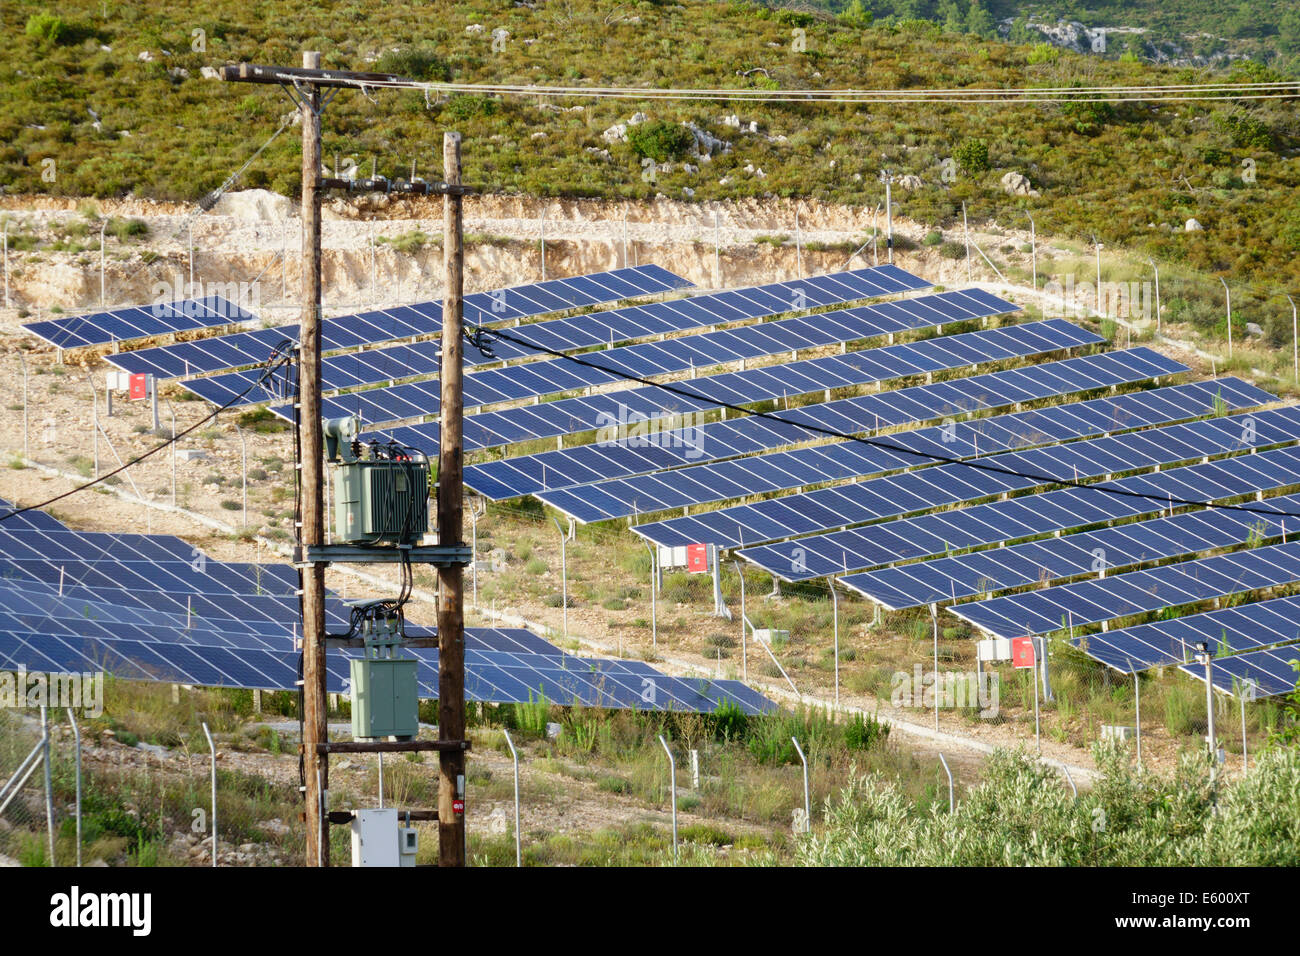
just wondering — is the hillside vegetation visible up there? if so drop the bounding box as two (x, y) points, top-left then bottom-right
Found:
(3, 0), (1299, 290)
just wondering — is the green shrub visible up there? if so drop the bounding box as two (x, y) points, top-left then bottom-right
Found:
(375, 47), (451, 82)
(25, 13), (63, 44)
(843, 711), (889, 750)
(626, 121), (695, 163)
(953, 138), (989, 175)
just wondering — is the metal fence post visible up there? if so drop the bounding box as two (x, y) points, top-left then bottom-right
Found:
(201, 722), (217, 867)
(1220, 277), (1232, 358)
(67, 708), (81, 867)
(1063, 766), (1077, 798)
(1148, 257), (1161, 333)
(41, 705), (55, 865)
(732, 560), (748, 681)
(644, 539), (658, 651)
(937, 752), (954, 813)
(791, 736), (810, 833)
(552, 517), (567, 641)
(99, 220), (107, 308)
(168, 399), (178, 507)
(931, 604), (940, 732)
(658, 735), (677, 861)
(236, 424), (248, 527)
(20, 352), (28, 460)
(503, 729), (521, 867)
(829, 581), (840, 709)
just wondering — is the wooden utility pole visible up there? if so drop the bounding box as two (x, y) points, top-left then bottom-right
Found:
(298, 50), (330, 868)
(437, 131), (468, 866)
(217, 58), (474, 869)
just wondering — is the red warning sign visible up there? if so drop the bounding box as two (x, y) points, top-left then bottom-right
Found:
(452, 798), (465, 816)
(686, 543), (708, 574)
(1011, 636), (1037, 669)
(129, 373), (148, 401)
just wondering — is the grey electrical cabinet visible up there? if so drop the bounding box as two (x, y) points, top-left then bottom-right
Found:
(350, 657), (419, 740)
(332, 460), (429, 546)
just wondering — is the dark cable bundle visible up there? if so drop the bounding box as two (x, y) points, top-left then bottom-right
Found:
(464, 323), (498, 360)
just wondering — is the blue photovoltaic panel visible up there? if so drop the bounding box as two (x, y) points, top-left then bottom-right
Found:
(537, 358), (1223, 526)
(192, 264), (929, 408)
(741, 430), (1299, 583)
(0, 506), (776, 714)
(389, 316), (1088, 458)
(950, 540), (1300, 638)
(108, 266), (693, 382)
(466, 347), (1184, 501)
(301, 287), (1006, 428)
(24, 296), (256, 350)
(1177, 645), (1300, 698)
(1072, 594), (1300, 675)
(841, 490), (1300, 610)
(0, 626), (774, 714)
(646, 397), (1297, 552)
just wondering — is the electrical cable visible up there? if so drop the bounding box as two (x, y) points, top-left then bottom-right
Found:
(0, 339), (297, 522)
(466, 323), (1300, 521)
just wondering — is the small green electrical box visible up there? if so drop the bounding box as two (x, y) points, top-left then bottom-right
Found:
(349, 657), (419, 740)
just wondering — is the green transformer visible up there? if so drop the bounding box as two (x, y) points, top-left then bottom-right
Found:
(332, 460), (429, 546)
(350, 657), (419, 740)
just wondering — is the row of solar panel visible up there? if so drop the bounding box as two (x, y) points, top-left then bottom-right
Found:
(952, 540), (1300, 639)
(387, 315), (1090, 457)
(742, 433), (1300, 583)
(24, 296), (257, 350)
(0, 500), (775, 713)
(643, 399), (1298, 551)
(466, 347), (1186, 502)
(296, 287), (1007, 428)
(0, 629), (773, 714)
(842, 490), (1300, 610)
(106, 265), (691, 381)
(1077, 593), (1300, 676)
(539, 364), (1226, 526)
(179, 265), (928, 403)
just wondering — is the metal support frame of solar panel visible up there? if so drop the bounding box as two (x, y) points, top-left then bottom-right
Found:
(107, 265), (691, 382)
(1066, 592), (1300, 678)
(841, 488), (1300, 611)
(23, 295), (257, 350)
(392, 317), (1091, 463)
(467, 347), (1184, 502)
(643, 400), (1299, 553)
(745, 425), (1300, 584)
(218, 265), (931, 412)
(537, 348), (1210, 526)
(301, 287), (1003, 429)
(0, 629), (773, 714)
(949, 539), (1300, 640)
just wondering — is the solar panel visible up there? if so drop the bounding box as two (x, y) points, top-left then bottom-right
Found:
(301, 286), (1004, 428)
(1070, 594), (1300, 674)
(386, 316), (1086, 459)
(841, 490), (1300, 610)
(107, 265), (693, 382)
(742, 429), (1300, 583)
(1177, 644), (1300, 698)
(950, 540), (1300, 639)
(539, 369), (1242, 526)
(23, 296), (257, 350)
(192, 264), (930, 408)
(644, 394), (1295, 552)
(465, 347), (1185, 501)
(0, 626), (773, 714)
